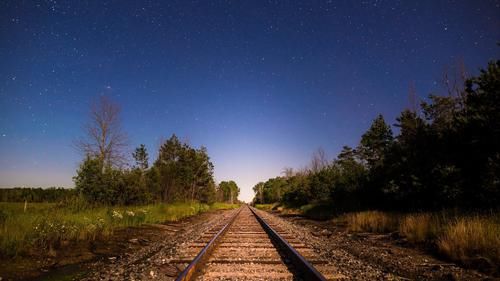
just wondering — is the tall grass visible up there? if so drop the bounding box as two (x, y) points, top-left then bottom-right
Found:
(345, 211), (399, 233)
(342, 210), (500, 272)
(438, 215), (500, 267)
(399, 213), (446, 243)
(210, 202), (240, 210)
(0, 202), (233, 257)
(254, 204), (276, 211)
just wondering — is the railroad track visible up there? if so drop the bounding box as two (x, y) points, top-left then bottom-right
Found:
(172, 205), (331, 281)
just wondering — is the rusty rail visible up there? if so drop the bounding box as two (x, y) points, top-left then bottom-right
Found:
(175, 205), (327, 281)
(174, 207), (243, 281)
(249, 206), (327, 281)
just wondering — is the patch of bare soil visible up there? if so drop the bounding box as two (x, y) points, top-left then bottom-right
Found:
(0, 209), (233, 281)
(264, 211), (495, 281)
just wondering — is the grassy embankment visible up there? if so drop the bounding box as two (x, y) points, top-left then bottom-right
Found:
(255, 203), (500, 273)
(343, 210), (500, 269)
(0, 201), (239, 257)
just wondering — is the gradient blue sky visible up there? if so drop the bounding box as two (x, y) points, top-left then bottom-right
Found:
(0, 1), (499, 202)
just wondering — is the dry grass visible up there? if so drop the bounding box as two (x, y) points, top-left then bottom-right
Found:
(254, 204), (277, 211)
(399, 213), (444, 243)
(345, 211), (399, 233)
(343, 210), (500, 272)
(437, 215), (500, 267)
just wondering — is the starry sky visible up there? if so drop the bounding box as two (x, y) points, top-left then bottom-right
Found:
(0, 1), (499, 202)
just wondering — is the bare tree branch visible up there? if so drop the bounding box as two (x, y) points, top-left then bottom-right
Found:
(74, 96), (128, 168)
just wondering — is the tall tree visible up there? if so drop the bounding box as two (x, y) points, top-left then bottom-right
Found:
(75, 96), (128, 169)
(310, 148), (329, 173)
(219, 181), (239, 204)
(154, 134), (183, 201)
(358, 114), (393, 168)
(152, 134), (216, 202)
(132, 144), (149, 170)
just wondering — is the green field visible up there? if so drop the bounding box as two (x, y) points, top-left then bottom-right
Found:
(0, 201), (240, 257)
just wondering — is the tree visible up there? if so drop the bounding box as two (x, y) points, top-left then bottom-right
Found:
(153, 134), (183, 201)
(184, 146), (215, 202)
(218, 181), (239, 204)
(252, 182), (265, 204)
(281, 167), (294, 178)
(132, 144), (149, 170)
(358, 114), (393, 169)
(151, 134), (216, 202)
(75, 96), (128, 169)
(73, 156), (114, 204)
(310, 148), (329, 173)
(455, 60), (500, 207)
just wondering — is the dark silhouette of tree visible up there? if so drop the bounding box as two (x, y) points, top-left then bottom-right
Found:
(132, 144), (149, 170)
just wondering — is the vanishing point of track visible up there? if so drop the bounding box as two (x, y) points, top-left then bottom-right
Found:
(174, 205), (328, 281)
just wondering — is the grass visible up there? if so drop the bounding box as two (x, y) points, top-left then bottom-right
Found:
(0, 201), (236, 257)
(344, 211), (399, 233)
(210, 202), (241, 210)
(437, 215), (500, 268)
(254, 204), (276, 211)
(340, 210), (500, 272)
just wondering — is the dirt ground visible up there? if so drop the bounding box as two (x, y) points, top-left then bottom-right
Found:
(260, 210), (498, 281)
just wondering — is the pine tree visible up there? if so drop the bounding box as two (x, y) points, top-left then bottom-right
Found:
(132, 144), (149, 170)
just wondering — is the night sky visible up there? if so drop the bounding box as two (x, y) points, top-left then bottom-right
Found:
(0, 1), (499, 202)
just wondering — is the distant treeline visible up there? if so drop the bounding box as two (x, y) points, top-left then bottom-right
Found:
(254, 59), (500, 212)
(0, 187), (75, 202)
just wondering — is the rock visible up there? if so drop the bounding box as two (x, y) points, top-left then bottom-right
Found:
(129, 238), (139, 244)
(320, 229), (332, 237)
(160, 264), (180, 277)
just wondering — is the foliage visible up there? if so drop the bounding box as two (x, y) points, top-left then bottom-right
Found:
(253, 59), (500, 212)
(0, 187), (75, 203)
(217, 181), (240, 204)
(71, 97), (230, 206)
(152, 135), (217, 203)
(72, 134), (227, 205)
(0, 202), (232, 257)
(132, 144), (149, 170)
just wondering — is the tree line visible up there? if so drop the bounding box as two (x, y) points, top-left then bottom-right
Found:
(0, 187), (75, 203)
(1, 97), (240, 206)
(72, 97), (240, 205)
(254, 59), (500, 212)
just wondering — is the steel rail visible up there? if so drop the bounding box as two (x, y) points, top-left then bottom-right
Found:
(249, 206), (327, 281)
(174, 207), (243, 281)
